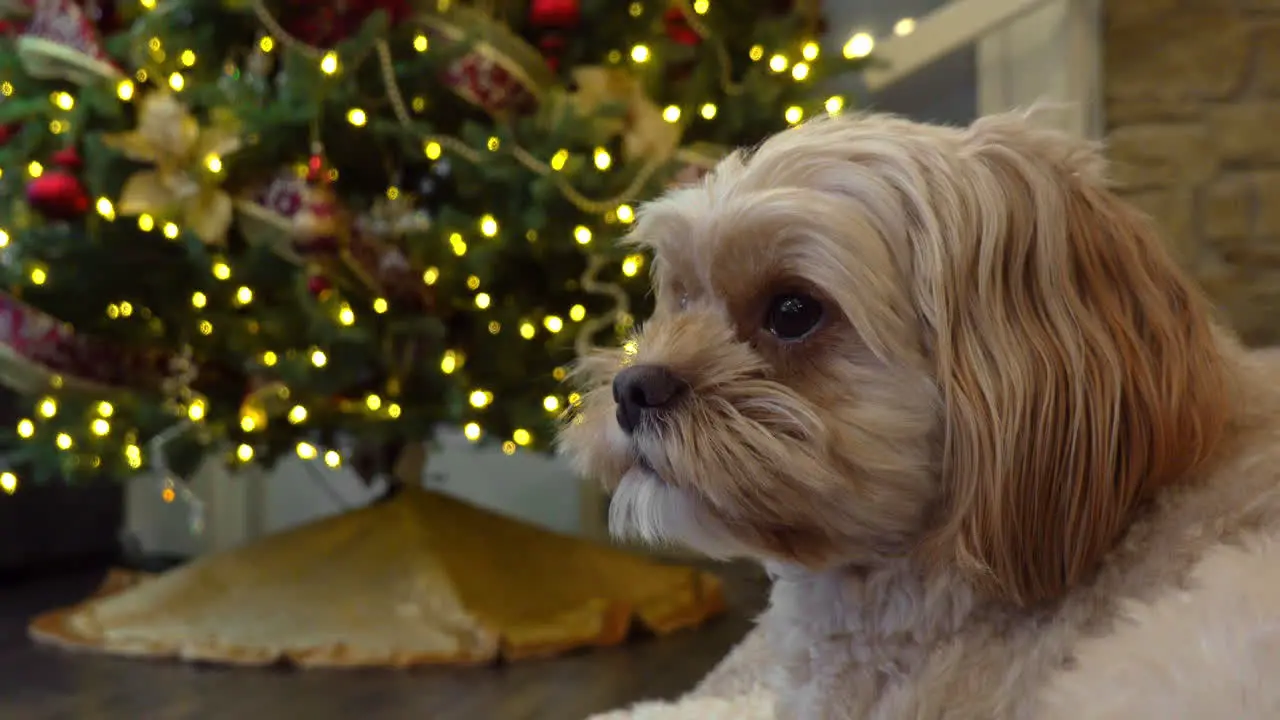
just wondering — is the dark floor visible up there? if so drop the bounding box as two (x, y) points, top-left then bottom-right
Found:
(0, 563), (768, 720)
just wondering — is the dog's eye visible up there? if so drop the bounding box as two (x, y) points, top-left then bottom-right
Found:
(764, 293), (823, 340)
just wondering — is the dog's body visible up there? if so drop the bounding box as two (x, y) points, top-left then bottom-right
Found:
(560, 112), (1280, 718)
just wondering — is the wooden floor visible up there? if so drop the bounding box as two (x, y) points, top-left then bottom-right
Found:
(0, 563), (768, 720)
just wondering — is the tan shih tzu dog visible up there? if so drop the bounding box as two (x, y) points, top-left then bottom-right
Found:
(559, 111), (1280, 719)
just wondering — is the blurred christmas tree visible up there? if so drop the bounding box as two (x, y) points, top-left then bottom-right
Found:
(0, 0), (870, 489)
(0, 0), (876, 668)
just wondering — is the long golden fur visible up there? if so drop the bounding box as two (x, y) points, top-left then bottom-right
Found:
(559, 112), (1280, 718)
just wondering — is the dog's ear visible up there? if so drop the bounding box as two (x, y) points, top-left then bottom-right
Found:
(921, 115), (1230, 607)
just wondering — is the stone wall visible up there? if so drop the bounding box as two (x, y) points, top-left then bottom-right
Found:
(1106, 0), (1280, 344)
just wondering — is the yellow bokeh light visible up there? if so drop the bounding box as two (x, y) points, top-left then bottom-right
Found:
(0, 230), (8, 247)
(513, 428), (532, 446)
(90, 418), (110, 436)
(424, 141), (442, 159)
(288, 405), (308, 424)
(168, 72), (185, 91)
(16, 419), (34, 438)
(138, 214), (155, 231)
(519, 322), (536, 339)
(338, 304), (355, 325)
(423, 266), (440, 285)
(55, 433), (72, 450)
(543, 315), (564, 333)
(324, 450), (341, 468)
(502, 441), (516, 456)
(191, 291), (207, 308)
(469, 390), (492, 408)
(29, 267), (47, 285)
(262, 351), (278, 366)
(188, 399), (206, 421)
(240, 415), (257, 432)
(199, 319), (213, 335)
(297, 442), (318, 460)
(96, 197), (115, 220)
(791, 62), (810, 81)
(768, 54), (788, 72)
(98, 401), (113, 417)
(630, 44), (650, 63)
(347, 108), (367, 126)
(550, 149), (569, 171)
(569, 304), (586, 322)
(180, 49), (196, 66)
(413, 34), (429, 52)
(749, 44), (764, 61)
(162, 487), (175, 503)
(311, 349), (328, 367)
(693, 0), (710, 12)
(388, 403), (402, 418)
(38, 398), (57, 418)
(52, 91), (74, 110)
(479, 214), (498, 237)
(205, 153), (223, 173)
(236, 444), (254, 462)
(621, 254), (643, 277)
(785, 106), (804, 124)
(894, 18), (917, 36)
(574, 226), (592, 244)
(543, 395), (560, 412)
(463, 422), (482, 441)
(802, 42), (820, 61)
(236, 286), (253, 305)
(320, 51), (340, 74)
(475, 292), (491, 309)
(593, 148), (612, 170)
(366, 394), (382, 411)
(826, 95), (845, 115)
(616, 204), (635, 223)
(487, 136), (500, 151)
(212, 262), (231, 279)
(662, 105), (681, 123)
(116, 79), (135, 100)
(28, 161), (43, 178)
(259, 36), (274, 52)
(441, 350), (459, 374)
(163, 221), (180, 239)
(843, 32), (874, 59)
(700, 103), (717, 120)
(0, 472), (16, 495)
(373, 298), (388, 314)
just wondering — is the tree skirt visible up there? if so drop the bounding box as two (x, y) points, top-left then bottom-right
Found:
(29, 486), (724, 667)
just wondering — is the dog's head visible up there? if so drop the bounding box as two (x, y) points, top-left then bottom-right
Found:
(558, 112), (1230, 607)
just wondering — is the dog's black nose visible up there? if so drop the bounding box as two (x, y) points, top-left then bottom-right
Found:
(613, 364), (689, 434)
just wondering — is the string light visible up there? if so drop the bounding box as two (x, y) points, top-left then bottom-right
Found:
(424, 141), (442, 159)
(180, 49), (197, 66)
(550, 149), (569, 170)
(297, 442), (318, 460)
(749, 44), (764, 61)
(825, 95), (845, 115)
(98, 401), (113, 417)
(29, 266), (47, 285)
(441, 351), (459, 374)
(451, 233), (468, 256)
(236, 444), (254, 462)
(543, 395), (560, 412)
(621, 254), (643, 277)
(162, 487), (175, 503)
(802, 42), (820, 61)
(362, 394), (381, 411)
(91, 418), (110, 436)
(544, 315), (564, 333)
(487, 136), (500, 151)
(785, 106), (804, 124)
(594, 148), (612, 170)
(0, 230), (8, 247)
(96, 197), (115, 220)
(423, 267), (439, 285)
(199, 319), (213, 335)
(469, 390), (492, 408)
(138, 214), (155, 232)
(125, 443), (142, 469)
(38, 398), (57, 418)
(262, 351), (278, 366)
(28, 161), (43, 178)
(168, 72), (185, 91)
(463, 422), (482, 441)
(894, 18), (917, 36)
(0, 81), (10, 96)
(513, 429), (532, 446)
(205, 153), (223, 173)
(502, 441), (516, 455)
(116, 79), (134, 100)
(240, 415), (257, 432)
(662, 105), (681, 123)
(16, 419), (34, 438)
(569, 304), (586, 321)
(768, 54), (788, 72)
(288, 405), (307, 424)
(574, 226), (592, 244)
(347, 108), (367, 126)
(466, 275), (481, 290)
(338, 304), (355, 325)
(519, 321), (536, 339)
(51, 91), (74, 110)
(212, 261), (231, 279)
(118, 302), (132, 317)
(474, 292), (491, 309)
(628, 1), (642, 16)
(259, 36), (274, 52)
(188, 398), (206, 421)
(235, 286), (253, 305)
(163, 221), (180, 239)
(843, 32), (874, 59)
(320, 51), (340, 74)
(55, 433), (72, 450)
(388, 403), (402, 418)
(373, 298), (388, 313)
(630, 44), (650, 63)
(0, 472), (16, 495)
(700, 103), (717, 120)
(480, 214), (498, 237)
(310, 349), (328, 367)
(413, 34), (429, 52)
(324, 450), (341, 468)
(191, 291), (207, 308)
(791, 62), (810, 81)
(693, 0), (709, 12)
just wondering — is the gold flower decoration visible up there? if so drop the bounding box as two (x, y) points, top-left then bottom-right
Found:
(103, 91), (241, 244)
(570, 67), (681, 163)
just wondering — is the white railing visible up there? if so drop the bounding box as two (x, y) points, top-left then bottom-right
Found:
(862, 0), (1102, 139)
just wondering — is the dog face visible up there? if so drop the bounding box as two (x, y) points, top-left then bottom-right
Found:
(559, 113), (1230, 606)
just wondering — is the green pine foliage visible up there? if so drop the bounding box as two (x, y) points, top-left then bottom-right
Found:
(0, 0), (869, 483)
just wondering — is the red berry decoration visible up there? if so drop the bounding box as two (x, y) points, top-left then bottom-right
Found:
(307, 274), (332, 296)
(664, 7), (701, 46)
(27, 171), (90, 220)
(51, 146), (82, 169)
(529, 0), (579, 27)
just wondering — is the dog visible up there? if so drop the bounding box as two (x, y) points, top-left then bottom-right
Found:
(558, 111), (1280, 719)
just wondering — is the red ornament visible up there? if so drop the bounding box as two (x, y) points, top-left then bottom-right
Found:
(0, 123), (18, 146)
(307, 274), (332, 296)
(26, 171), (90, 219)
(529, 0), (579, 27)
(664, 7), (701, 46)
(51, 146), (82, 169)
(280, 0), (411, 47)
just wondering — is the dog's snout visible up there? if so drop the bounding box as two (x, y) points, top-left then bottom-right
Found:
(613, 364), (689, 434)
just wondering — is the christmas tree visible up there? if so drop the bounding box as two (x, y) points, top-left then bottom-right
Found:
(1, 0), (872, 668)
(0, 0), (870, 488)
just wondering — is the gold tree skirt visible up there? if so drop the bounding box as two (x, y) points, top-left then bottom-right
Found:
(28, 486), (724, 667)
